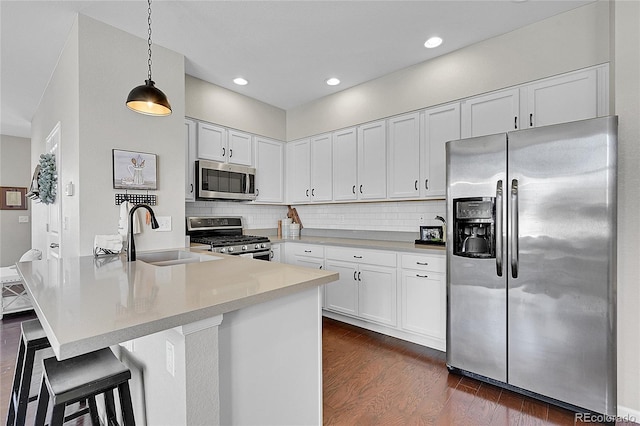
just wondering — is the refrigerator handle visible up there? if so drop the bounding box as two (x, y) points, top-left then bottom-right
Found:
(496, 180), (503, 276)
(511, 179), (519, 278)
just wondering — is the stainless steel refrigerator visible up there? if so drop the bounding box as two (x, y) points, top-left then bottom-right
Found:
(445, 116), (617, 416)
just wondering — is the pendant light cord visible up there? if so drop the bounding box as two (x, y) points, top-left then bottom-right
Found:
(147, 0), (153, 82)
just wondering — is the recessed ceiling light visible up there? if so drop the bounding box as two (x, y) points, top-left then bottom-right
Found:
(233, 77), (248, 86)
(326, 77), (341, 86)
(424, 37), (443, 49)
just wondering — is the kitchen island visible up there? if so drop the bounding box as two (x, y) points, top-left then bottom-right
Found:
(17, 249), (338, 425)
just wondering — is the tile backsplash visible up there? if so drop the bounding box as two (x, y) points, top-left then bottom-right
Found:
(186, 200), (445, 233)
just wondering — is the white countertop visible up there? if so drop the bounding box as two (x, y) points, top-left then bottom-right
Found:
(268, 235), (446, 254)
(16, 248), (338, 360)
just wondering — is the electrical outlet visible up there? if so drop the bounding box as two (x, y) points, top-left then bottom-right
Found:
(156, 216), (172, 232)
(166, 340), (175, 376)
(418, 215), (425, 224)
(339, 214), (346, 224)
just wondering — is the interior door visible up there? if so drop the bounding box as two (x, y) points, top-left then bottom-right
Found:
(46, 123), (62, 260)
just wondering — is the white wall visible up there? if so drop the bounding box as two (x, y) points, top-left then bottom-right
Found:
(287, 1), (610, 140)
(0, 135), (31, 266)
(185, 75), (286, 141)
(31, 15), (186, 257)
(612, 0), (640, 419)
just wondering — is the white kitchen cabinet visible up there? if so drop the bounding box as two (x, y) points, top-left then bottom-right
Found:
(324, 247), (396, 327)
(270, 244), (282, 263)
(185, 118), (197, 202)
(387, 112), (420, 199)
(357, 120), (387, 200)
(197, 122), (251, 166)
(332, 127), (358, 201)
(286, 139), (311, 203)
(227, 129), (253, 166)
(461, 88), (520, 138)
(400, 254), (446, 345)
(286, 244), (325, 269)
(254, 137), (284, 203)
(310, 133), (333, 202)
(420, 103), (461, 197)
(197, 122), (226, 161)
(521, 68), (599, 129)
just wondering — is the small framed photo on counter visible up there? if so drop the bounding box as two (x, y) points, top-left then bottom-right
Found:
(416, 225), (445, 245)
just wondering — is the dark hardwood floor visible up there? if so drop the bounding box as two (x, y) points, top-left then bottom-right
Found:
(2, 312), (634, 425)
(323, 317), (635, 426)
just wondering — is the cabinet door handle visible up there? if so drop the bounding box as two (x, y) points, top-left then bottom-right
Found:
(353, 271), (357, 281)
(229, 149), (233, 158)
(306, 189), (309, 197)
(415, 180), (418, 191)
(514, 116), (518, 129)
(190, 183), (193, 193)
(319, 265), (323, 270)
(304, 250), (312, 253)
(270, 250), (274, 259)
(352, 185), (356, 194)
(312, 188), (315, 196)
(416, 274), (429, 278)
(50, 243), (59, 248)
(425, 179), (429, 190)
(353, 255), (363, 259)
(222, 147), (226, 157)
(256, 188), (259, 196)
(530, 113), (533, 127)
(357, 271), (361, 281)
(359, 185), (363, 194)
(416, 262), (428, 265)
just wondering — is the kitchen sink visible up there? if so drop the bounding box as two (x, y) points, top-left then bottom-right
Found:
(137, 250), (220, 267)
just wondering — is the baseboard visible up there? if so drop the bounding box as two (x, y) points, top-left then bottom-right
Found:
(616, 405), (640, 424)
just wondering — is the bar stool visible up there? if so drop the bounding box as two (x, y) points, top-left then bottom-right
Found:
(34, 347), (136, 426)
(6, 319), (52, 426)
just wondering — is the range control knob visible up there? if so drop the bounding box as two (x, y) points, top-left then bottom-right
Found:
(220, 248), (226, 253)
(228, 247), (234, 253)
(261, 243), (266, 248)
(242, 245), (247, 251)
(254, 244), (260, 250)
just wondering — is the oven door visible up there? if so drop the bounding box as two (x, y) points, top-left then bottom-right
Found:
(196, 160), (256, 201)
(239, 251), (270, 261)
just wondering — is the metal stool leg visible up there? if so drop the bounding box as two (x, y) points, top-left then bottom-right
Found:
(118, 382), (136, 426)
(88, 396), (100, 426)
(6, 338), (26, 426)
(33, 376), (50, 426)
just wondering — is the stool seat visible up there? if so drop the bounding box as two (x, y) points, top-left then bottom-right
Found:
(35, 348), (135, 426)
(20, 318), (49, 344)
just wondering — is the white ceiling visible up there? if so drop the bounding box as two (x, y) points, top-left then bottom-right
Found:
(1, 0), (593, 138)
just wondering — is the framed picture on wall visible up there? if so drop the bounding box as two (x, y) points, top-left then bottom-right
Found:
(112, 149), (157, 190)
(0, 187), (27, 210)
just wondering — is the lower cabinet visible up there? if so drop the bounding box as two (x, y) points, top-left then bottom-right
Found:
(270, 244), (282, 263)
(285, 244), (325, 270)
(324, 247), (397, 327)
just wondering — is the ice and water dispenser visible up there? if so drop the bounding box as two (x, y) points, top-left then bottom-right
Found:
(452, 197), (496, 258)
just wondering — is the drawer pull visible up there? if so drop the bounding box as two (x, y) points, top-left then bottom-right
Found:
(416, 274), (429, 278)
(304, 250), (312, 253)
(416, 262), (429, 265)
(353, 255), (363, 259)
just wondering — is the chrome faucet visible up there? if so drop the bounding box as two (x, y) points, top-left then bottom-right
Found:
(127, 204), (159, 261)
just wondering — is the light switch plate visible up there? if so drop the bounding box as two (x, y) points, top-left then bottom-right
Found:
(18, 216), (29, 223)
(156, 216), (171, 232)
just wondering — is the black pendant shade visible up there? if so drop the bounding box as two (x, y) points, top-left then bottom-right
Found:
(126, 0), (171, 116)
(126, 79), (172, 116)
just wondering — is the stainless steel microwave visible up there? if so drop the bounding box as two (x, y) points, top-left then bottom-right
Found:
(195, 160), (256, 201)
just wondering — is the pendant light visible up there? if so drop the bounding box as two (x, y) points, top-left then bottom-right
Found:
(126, 0), (172, 116)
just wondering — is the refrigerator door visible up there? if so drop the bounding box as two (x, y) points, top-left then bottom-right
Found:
(507, 116), (617, 415)
(446, 133), (507, 382)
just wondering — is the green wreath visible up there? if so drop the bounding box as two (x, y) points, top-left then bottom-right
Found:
(38, 153), (57, 204)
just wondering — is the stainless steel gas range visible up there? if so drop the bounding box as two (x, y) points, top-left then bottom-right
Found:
(186, 216), (271, 261)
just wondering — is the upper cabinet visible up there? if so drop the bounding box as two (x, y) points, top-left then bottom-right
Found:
(421, 103), (460, 198)
(197, 122), (252, 166)
(287, 135), (333, 203)
(185, 118), (197, 202)
(387, 112), (420, 199)
(461, 88), (520, 138)
(358, 120), (387, 200)
(332, 128), (358, 201)
(254, 137), (284, 203)
(521, 68), (600, 129)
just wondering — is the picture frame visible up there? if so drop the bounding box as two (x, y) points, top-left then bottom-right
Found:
(419, 226), (444, 242)
(112, 149), (157, 190)
(0, 186), (27, 210)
